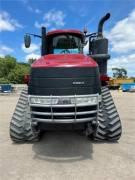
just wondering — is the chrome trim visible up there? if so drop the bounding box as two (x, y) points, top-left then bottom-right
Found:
(75, 94), (77, 122)
(32, 117), (96, 123)
(29, 94), (99, 99)
(29, 103), (98, 107)
(31, 110), (97, 116)
(50, 95), (53, 121)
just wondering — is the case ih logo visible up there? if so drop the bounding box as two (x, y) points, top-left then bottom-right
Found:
(72, 81), (85, 85)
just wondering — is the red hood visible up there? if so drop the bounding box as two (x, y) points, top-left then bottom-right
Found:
(32, 54), (97, 68)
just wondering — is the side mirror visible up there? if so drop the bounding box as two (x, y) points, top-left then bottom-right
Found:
(24, 34), (31, 48)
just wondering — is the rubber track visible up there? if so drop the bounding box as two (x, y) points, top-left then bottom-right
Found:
(10, 89), (39, 142)
(94, 86), (122, 141)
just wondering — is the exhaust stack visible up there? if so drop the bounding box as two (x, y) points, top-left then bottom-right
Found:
(98, 13), (110, 37)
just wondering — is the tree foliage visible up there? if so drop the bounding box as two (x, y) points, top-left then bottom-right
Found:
(112, 68), (127, 78)
(0, 55), (30, 84)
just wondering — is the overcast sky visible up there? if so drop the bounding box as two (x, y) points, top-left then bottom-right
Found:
(0, 0), (135, 76)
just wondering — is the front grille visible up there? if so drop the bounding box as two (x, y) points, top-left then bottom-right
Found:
(29, 67), (100, 96)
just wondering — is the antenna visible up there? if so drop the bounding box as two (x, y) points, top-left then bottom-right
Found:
(83, 26), (88, 36)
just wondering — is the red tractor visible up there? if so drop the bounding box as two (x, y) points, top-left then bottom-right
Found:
(10, 13), (122, 142)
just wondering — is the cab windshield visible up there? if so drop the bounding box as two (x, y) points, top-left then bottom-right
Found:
(47, 34), (83, 54)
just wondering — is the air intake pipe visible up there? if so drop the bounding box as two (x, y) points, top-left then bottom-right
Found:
(97, 13), (110, 37)
(41, 27), (47, 56)
(89, 13), (111, 75)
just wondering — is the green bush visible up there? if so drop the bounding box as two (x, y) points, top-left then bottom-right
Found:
(0, 77), (10, 84)
(0, 55), (30, 84)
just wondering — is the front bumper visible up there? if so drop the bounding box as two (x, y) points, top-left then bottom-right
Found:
(29, 94), (100, 123)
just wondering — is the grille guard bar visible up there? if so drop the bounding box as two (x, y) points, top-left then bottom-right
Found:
(29, 94), (100, 123)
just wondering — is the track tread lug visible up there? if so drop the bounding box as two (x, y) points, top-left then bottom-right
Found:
(109, 122), (121, 132)
(93, 86), (122, 141)
(10, 89), (39, 143)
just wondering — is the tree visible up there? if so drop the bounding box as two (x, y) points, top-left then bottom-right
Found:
(0, 77), (9, 84)
(8, 64), (30, 84)
(0, 55), (16, 77)
(0, 55), (30, 84)
(112, 68), (127, 78)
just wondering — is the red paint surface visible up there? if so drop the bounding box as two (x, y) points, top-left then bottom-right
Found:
(32, 54), (97, 68)
(100, 75), (110, 81)
(24, 74), (30, 84)
(47, 29), (83, 36)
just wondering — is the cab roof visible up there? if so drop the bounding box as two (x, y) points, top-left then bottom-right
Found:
(47, 29), (84, 36)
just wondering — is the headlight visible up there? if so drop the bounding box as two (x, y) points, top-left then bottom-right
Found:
(30, 97), (58, 105)
(76, 96), (97, 105)
(29, 96), (98, 105)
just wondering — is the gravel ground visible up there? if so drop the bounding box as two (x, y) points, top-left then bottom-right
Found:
(0, 91), (135, 180)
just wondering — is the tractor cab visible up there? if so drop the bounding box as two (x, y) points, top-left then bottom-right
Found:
(46, 30), (84, 55)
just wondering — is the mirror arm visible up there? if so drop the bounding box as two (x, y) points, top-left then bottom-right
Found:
(85, 32), (97, 38)
(26, 33), (41, 38)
